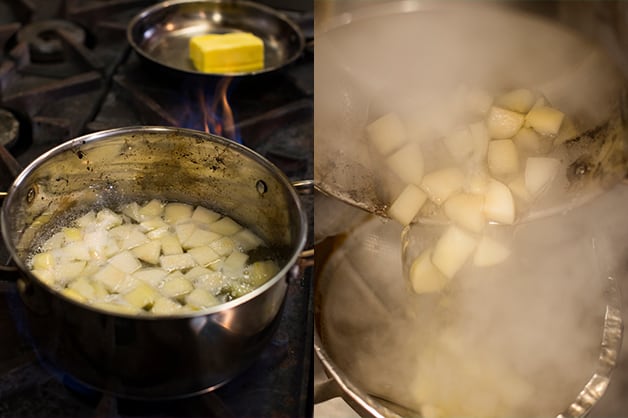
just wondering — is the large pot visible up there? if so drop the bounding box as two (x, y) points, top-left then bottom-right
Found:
(314, 185), (626, 417)
(0, 126), (308, 399)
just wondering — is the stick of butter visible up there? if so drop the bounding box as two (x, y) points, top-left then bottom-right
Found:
(189, 32), (264, 73)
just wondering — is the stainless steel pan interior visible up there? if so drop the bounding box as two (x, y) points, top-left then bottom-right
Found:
(127, 0), (305, 77)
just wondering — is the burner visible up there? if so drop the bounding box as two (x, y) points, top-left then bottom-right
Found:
(16, 20), (86, 63)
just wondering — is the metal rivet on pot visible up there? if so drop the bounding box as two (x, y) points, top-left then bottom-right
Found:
(256, 180), (268, 195)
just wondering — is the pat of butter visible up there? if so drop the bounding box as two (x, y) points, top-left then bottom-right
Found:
(189, 32), (264, 73)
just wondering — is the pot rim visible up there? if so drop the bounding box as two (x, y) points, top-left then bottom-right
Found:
(1, 125), (308, 320)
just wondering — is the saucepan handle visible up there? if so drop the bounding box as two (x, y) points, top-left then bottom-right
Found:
(0, 143), (23, 277)
(292, 179), (314, 265)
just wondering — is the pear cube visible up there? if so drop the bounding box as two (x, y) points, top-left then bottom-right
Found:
(432, 225), (478, 279)
(366, 112), (407, 156)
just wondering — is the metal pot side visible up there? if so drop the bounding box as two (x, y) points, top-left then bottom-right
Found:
(1, 126), (307, 399)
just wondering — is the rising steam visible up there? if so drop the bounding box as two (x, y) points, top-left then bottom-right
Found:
(315, 1), (627, 417)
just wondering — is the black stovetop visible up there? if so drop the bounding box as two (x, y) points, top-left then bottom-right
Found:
(0, 0), (313, 416)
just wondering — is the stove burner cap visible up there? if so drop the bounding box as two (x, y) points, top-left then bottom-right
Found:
(0, 108), (19, 148)
(16, 20), (86, 63)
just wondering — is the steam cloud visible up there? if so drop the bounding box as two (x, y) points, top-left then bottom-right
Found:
(315, 1), (627, 416)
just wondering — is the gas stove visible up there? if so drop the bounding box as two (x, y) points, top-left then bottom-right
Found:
(0, 0), (313, 416)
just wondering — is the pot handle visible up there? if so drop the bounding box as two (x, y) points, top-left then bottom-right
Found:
(314, 374), (344, 404)
(291, 179), (314, 264)
(0, 144), (23, 277)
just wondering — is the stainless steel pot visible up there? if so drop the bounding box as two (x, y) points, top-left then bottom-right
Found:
(314, 195), (625, 417)
(0, 126), (308, 399)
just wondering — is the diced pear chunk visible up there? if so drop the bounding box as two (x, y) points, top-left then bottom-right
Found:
(68, 277), (96, 300)
(232, 229), (264, 251)
(408, 247), (450, 294)
(442, 127), (474, 163)
(32, 269), (55, 286)
(420, 168), (465, 205)
(160, 253), (196, 271)
(93, 264), (128, 292)
(483, 179), (516, 225)
(108, 251), (142, 274)
(75, 211), (96, 228)
(183, 228), (221, 249)
(223, 251), (249, 275)
(473, 235), (511, 267)
(147, 226), (170, 240)
(209, 237), (236, 256)
(121, 201), (141, 222)
(486, 106), (525, 139)
(508, 175), (532, 203)
(161, 276), (194, 298)
(61, 288), (87, 303)
(248, 260), (280, 287)
(192, 270), (225, 292)
(175, 222), (196, 244)
(525, 157), (561, 196)
(188, 246), (222, 268)
(63, 227), (83, 242)
(160, 234), (183, 255)
(139, 217), (169, 232)
(487, 139), (519, 179)
(432, 225), (478, 279)
(92, 301), (140, 315)
(55, 242), (91, 261)
(513, 127), (546, 154)
(365, 112), (407, 156)
(464, 168), (489, 195)
(444, 193), (486, 233)
(186, 288), (219, 309)
(495, 88), (536, 114)
(124, 282), (158, 309)
(164, 202), (194, 224)
(388, 184), (428, 226)
(133, 268), (168, 287)
(54, 260), (86, 282)
(185, 266), (214, 280)
(31, 252), (55, 270)
(41, 232), (65, 251)
(385, 142), (425, 185)
(191, 206), (221, 225)
(96, 208), (123, 230)
(525, 106), (565, 136)
(131, 240), (162, 265)
(138, 199), (164, 220)
(208, 217), (242, 236)
(151, 297), (182, 314)
(462, 86), (493, 115)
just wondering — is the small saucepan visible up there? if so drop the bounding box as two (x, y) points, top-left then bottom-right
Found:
(127, 0), (306, 77)
(0, 126), (308, 399)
